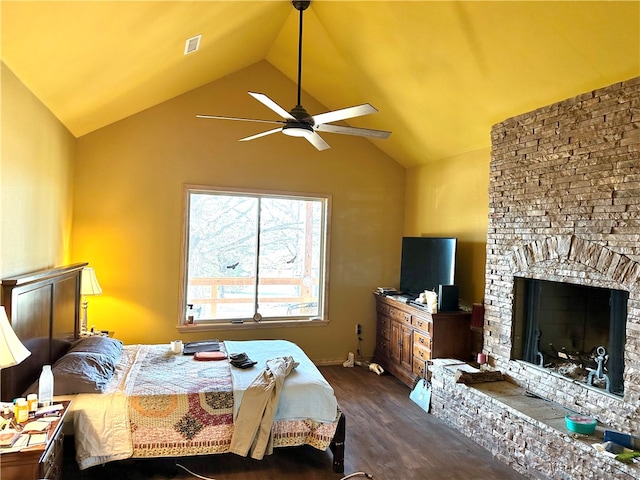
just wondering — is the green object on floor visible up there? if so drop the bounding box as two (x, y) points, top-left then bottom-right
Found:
(615, 451), (640, 463)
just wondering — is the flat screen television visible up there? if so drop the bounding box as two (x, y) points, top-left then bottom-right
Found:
(399, 237), (457, 298)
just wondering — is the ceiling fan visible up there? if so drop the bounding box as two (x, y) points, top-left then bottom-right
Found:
(196, 0), (391, 151)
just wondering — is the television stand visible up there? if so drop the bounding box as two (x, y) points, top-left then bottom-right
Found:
(373, 293), (472, 387)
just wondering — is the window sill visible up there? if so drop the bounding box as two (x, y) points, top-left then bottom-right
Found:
(177, 318), (329, 333)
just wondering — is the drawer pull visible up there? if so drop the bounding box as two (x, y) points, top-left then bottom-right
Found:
(419, 337), (424, 344)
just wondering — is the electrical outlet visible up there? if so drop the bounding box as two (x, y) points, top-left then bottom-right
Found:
(356, 323), (362, 335)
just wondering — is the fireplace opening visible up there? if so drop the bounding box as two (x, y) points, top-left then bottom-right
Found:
(512, 277), (627, 396)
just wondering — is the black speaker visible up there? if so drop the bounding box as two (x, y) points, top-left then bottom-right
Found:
(438, 285), (459, 312)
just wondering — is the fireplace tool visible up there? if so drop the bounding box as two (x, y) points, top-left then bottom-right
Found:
(587, 346), (611, 392)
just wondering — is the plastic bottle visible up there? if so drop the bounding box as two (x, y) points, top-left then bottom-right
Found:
(14, 398), (28, 423)
(27, 393), (38, 416)
(38, 365), (54, 407)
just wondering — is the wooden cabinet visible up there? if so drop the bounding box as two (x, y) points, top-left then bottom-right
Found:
(390, 321), (413, 371)
(374, 294), (471, 387)
(0, 401), (70, 480)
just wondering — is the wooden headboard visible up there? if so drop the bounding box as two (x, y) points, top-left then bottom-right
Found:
(1, 263), (86, 401)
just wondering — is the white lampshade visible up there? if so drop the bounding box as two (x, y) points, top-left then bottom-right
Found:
(0, 306), (31, 369)
(81, 267), (103, 296)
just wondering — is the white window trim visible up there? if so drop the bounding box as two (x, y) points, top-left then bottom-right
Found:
(178, 184), (332, 329)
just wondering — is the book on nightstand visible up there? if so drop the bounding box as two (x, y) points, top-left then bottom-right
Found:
(0, 430), (21, 448)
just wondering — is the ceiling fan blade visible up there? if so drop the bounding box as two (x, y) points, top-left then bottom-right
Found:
(248, 92), (295, 120)
(311, 104), (378, 125)
(315, 123), (392, 139)
(239, 128), (283, 142)
(305, 132), (331, 151)
(200, 1), (389, 153)
(196, 114), (285, 126)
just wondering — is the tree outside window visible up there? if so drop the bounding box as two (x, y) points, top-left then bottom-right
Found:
(181, 186), (330, 326)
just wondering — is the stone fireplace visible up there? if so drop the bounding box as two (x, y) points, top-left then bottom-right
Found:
(484, 76), (640, 433)
(430, 76), (640, 479)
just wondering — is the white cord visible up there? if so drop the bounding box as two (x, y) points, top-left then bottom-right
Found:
(340, 472), (374, 480)
(176, 462), (216, 480)
(176, 461), (373, 480)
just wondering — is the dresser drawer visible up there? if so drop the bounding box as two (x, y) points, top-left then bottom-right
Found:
(413, 358), (433, 380)
(375, 337), (389, 360)
(412, 316), (432, 335)
(40, 432), (64, 480)
(388, 307), (412, 325)
(414, 330), (431, 350)
(413, 342), (431, 362)
(376, 301), (390, 316)
(377, 315), (390, 340)
(413, 357), (427, 378)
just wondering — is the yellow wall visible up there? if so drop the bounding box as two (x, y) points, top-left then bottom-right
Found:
(1, 56), (491, 363)
(0, 62), (75, 279)
(404, 148), (490, 304)
(71, 61), (405, 363)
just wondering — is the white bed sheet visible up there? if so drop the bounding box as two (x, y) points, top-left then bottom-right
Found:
(225, 339), (338, 423)
(60, 345), (144, 470)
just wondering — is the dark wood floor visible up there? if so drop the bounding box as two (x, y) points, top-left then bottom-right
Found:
(63, 365), (525, 479)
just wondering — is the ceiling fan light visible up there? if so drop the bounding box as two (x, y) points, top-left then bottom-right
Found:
(282, 124), (313, 138)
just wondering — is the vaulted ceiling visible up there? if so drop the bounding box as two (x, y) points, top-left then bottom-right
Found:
(2, 1), (639, 168)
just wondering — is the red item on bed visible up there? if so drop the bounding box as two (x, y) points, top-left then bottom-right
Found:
(194, 351), (228, 361)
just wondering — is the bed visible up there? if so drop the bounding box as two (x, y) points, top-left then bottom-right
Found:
(0, 264), (345, 473)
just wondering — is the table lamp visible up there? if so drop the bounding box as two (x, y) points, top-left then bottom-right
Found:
(81, 267), (103, 333)
(0, 306), (31, 368)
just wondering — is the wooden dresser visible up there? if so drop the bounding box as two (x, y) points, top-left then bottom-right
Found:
(373, 294), (471, 387)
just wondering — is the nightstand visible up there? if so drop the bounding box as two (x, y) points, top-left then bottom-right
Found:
(0, 400), (71, 480)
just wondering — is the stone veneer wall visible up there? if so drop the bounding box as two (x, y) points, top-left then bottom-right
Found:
(484, 76), (640, 432)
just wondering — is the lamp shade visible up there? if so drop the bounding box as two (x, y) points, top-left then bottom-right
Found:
(0, 306), (31, 369)
(81, 267), (103, 296)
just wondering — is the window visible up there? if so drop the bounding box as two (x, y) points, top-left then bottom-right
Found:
(180, 185), (330, 327)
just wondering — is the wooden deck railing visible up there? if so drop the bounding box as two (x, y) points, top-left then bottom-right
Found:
(188, 276), (317, 317)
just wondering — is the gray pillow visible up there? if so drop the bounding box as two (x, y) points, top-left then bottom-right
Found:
(24, 350), (118, 396)
(50, 351), (117, 394)
(69, 335), (123, 359)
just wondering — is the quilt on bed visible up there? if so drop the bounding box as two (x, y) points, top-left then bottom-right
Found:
(73, 342), (339, 469)
(127, 344), (235, 457)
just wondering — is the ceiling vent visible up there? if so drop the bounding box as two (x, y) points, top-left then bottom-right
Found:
(184, 34), (202, 55)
